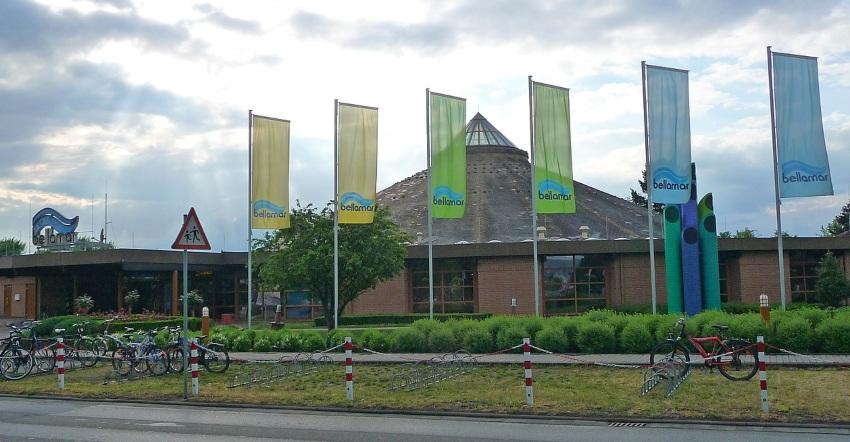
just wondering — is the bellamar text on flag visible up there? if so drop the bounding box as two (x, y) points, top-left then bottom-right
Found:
(644, 65), (692, 205)
(532, 81), (575, 214)
(771, 51), (833, 198)
(337, 103), (379, 223)
(429, 92), (467, 218)
(251, 115), (290, 229)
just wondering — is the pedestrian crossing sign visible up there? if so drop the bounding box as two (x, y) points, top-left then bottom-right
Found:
(171, 207), (211, 250)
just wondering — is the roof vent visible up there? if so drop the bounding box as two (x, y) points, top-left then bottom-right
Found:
(579, 225), (591, 239)
(536, 226), (546, 240)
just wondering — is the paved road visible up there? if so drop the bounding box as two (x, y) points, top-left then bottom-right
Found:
(0, 397), (848, 441)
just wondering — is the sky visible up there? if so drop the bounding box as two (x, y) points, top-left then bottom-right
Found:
(1, 0), (849, 251)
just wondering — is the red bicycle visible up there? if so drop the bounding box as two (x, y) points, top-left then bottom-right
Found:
(650, 318), (759, 381)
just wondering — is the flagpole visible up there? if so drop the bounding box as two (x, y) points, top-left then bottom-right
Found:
(528, 76), (541, 317)
(641, 61), (658, 315)
(334, 99), (340, 329)
(767, 46), (787, 311)
(247, 109), (253, 329)
(426, 88), (434, 320)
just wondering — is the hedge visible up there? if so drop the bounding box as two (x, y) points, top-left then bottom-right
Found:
(29, 315), (201, 337)
(314, 313), (491, 327)
(208, 307), (850, 354)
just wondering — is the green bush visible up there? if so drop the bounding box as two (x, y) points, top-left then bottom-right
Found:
(358, 329), (392, 352)
(794, 307), (829, 328)
(729, 314), (769, 340)
(619, 322), (653, 353)
(575, 322), (615, 353)
(392, 328), (426, 352)
(447, 319), (480, 343)
(534, 326), (569, 353)
(280, 332), (302, 352)
(412, 319), (442, 339)
(775, 317), (814, 352)
(231, 334), (253, 352)
(299, 332), (325, 351)
(253, 336), (274, 352)
(583, 309), (616, 323)
(428, 327), (457, 352)
(326, 329), (346, 349)
(461, 324), (493, 353)
(314, 313), (491, 327)
(517, 316), (545, 338)
(654, 315), (683, 342)
(483, 316), (513, 341)
(722, 303), (760, 314)
(547, 317), (582, 351)
(495, 325), (528, 350)
(815, 319), (850, 353)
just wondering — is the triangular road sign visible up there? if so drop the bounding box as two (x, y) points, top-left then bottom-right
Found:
(171, 207), (211, 250)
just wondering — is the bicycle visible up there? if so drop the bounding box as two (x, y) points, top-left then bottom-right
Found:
(58, 323), (99, 368)
(93, 318), (127, 356)
(165, 327), (230, 374)
(16, 322), (56, 374)
(1, 325), (34, 380)
(650, 318), (759, 381)
(111, 328), (169, 376)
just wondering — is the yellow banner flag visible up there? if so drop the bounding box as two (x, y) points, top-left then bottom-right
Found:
(251, 115), (290, 229)
(338, 103), (378, 224)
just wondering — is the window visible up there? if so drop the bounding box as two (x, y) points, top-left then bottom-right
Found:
(410, 259), (475, 313)
(789, 251), (838, 304)
(543, 255), (606, 315)
(718, 254), (729, 304)
(284, 290), (322, 320)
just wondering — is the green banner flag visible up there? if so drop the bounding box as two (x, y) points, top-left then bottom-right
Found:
(533, 82), (575, 214)
(430, 92), (467, 219)
(251, 115), (290, 229)
(338, 103), (379, 224)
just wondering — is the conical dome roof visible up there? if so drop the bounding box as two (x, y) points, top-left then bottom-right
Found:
(378, 113), (661, 244)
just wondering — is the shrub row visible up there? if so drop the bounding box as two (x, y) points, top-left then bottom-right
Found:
(29, 315), (201, 337)
(211, 307), (850, 354)
(313, 313), (491, 327)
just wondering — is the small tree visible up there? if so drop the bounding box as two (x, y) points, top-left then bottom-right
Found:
(815, 251), (850, 307)
(178, 289), (204, 316)
(124, 289), (141, 315)
(258, 202), (408, 330)
(73, 293), (94, 314)
(820, 199), (850, 236)
(628, 168), (663, 214)
(0, 238), (25, 256)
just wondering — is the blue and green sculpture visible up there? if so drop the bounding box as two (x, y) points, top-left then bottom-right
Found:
(664, 163), (721, 315)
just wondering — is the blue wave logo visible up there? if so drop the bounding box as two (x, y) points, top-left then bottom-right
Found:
(538, 179), (571, 201)
(253, 200), (286, 218)
(781, 160), (830, 184)
(32, 208), (79, 237)
(653, 167), (689, 185)
(433, 185), (464, 206)
(340, 192), (374, 208)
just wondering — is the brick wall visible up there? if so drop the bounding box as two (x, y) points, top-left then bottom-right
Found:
(606, 254), (668, 307)
(348, 272), (408, 314)
(476, 256), (536, 315)
(737, 251), (791, 304)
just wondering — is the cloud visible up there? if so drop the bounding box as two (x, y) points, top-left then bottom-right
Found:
(195, 3), (261, 34)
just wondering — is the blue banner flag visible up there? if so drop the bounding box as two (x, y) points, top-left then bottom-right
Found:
(645, 65), (692, 204)
(772, 52), (833, 198)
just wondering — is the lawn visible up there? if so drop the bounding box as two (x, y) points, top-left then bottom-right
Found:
(2, 363), (848, 424)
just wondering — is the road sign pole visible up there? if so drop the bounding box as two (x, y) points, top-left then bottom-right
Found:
(183, 248), (189, 400)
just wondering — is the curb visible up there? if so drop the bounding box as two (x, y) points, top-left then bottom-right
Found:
(2, 393), (849, 430)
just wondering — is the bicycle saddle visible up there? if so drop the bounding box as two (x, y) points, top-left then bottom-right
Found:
(711, 324), (729, 332)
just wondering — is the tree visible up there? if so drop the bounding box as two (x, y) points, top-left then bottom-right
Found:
(733, 228), (757, 238)
(815, 251), (850, 307)
(821, 199), (850, 236)
(0, 238), (25, 256)
(257, 202), (408, 330)
(629, 168), (663, 214)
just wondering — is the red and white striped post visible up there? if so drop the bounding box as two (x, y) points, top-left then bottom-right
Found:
(190, 339), (200, 397)
(523, 337), (533, 407)
(757, 336), (768, 412)
(344, 337), (353, 401)
(56, 337), (65, 390)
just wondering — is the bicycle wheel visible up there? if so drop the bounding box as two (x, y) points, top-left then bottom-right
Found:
(33, 345), (56, 373)
(166, 346), (184, 373)
(94, 338), (109, 357)
(77, 338), (99, 367)
(0, 348), (34, 380)
(147, 349), (169, 376)
(202, 344), (230, 373)
(717, 339), (759, 381)
(111, 348), (133, 376)
(649, 341), (691, 376)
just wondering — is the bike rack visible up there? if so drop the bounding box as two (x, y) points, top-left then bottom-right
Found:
(640, 359), (690, 398)
(388, 350), (479, 392)
(226, 352), (333, 388)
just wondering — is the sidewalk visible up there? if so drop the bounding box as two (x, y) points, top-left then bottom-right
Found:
(230, 351), (850, 367)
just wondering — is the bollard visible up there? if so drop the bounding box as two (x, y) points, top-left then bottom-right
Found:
(201, 307), (210, 339)
(57, 337), (65, 390)
(191, 339), (200, 397)
(757, 336), (768, 413)
(523, 337), (533, 407)
(345, 337), (353, 401)
(759, 294), (770, 325)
